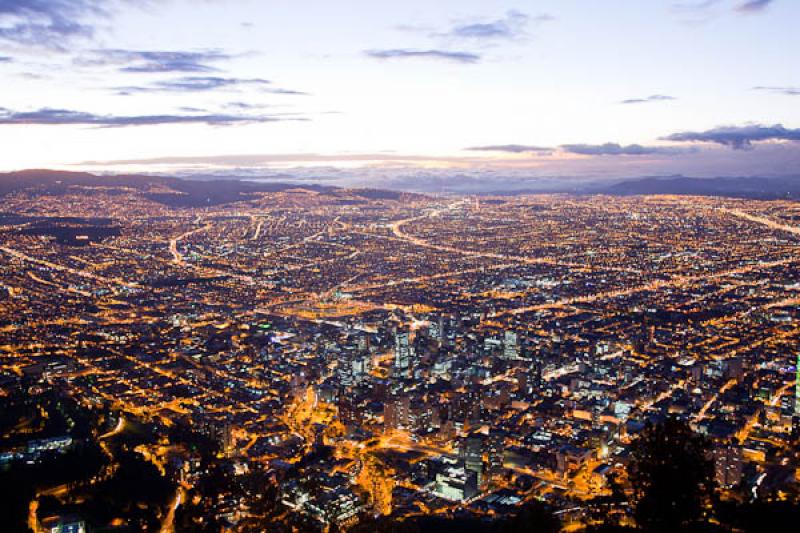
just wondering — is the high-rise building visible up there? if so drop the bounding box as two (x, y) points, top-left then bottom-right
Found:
(462, 435), (484, 486)
(356, 334), (369, 352)
(428, 317), (442, 342)
(487, 430), (506, 479)
(219, 422), (234, 457)
(503, 331), (519, 360)
(529, 358), (543, 388)
(795, 353), (800, 415)
(793, 353), (800, 439)
(384, 396), (410, 431)
(394, 328), (413, 372)
(352, 354), (371, 383)
(713, 443), (743, 489)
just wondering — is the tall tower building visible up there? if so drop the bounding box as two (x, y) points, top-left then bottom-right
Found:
(462, 435), (484, 487)
(795, 353), (800, 415)
(503, 331), (519, 360)
(394, 328), (413, 372)
(793, 353), (800, 439)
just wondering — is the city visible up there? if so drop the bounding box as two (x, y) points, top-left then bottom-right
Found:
(1, 1), (799, 531)
(1, 173), (798, 531)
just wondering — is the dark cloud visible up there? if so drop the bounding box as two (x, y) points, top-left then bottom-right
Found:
(561, 143), (682, 156)
(365, 49), (480, 64)
(0, 0), (106, 50)
(736, 0), (774, 12)
(753, 86), (800, 96)
(662, 124), (800, 149)
(79, 49), (234, 73)
(114, 76), (306, 95)
(0, 56), (12, 62)
(0, 107), (303, 127)
(467, 145), (552, 154)
(620, 94), (677, 105)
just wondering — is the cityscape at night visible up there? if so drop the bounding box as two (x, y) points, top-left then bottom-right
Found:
(1, 1), (799, 532)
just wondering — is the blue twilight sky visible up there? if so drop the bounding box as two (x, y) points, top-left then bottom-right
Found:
(0, 0), (799, 183)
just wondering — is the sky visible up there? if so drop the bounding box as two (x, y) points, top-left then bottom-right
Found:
(0, 0), (799, 186)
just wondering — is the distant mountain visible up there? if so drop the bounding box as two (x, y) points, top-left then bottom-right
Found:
(2, 170), (798, 203)
(0, 170), (337, 207)
(596, 176), (800, 200)
(340, 172), (800, 200)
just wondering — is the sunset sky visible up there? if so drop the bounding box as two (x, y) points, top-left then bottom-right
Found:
(1, 0), (799, 184)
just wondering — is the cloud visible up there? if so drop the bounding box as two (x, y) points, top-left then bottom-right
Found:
(365, 49), (480, 64)
(264, 88), (309, 96)
(468, 143), (692, 156)
(78, 49), (234, 73)
(662, 124), (800, 149)
(560, 143), (685, 156)
(371, 11), (550, 66)
(224, 101), (272, 110)
(0, 0), (107, 50)
(0, 56), (12, 63)
(620, 94), (677, 105)
(447, 10), (532, 40)
(0, 107), (304, 127)
(467, 144), (552, 154)
(753, 85), (800, 96)
(736, 0), (774, 13)
(121, 76), (269, 92)
(114, 76), (307, 95)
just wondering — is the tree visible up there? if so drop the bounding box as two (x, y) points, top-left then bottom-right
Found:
(628, 418), (715, 532)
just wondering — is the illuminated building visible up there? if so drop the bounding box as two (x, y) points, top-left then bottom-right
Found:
(394, 328), (413, 372)
(713, 443), (743, 489)
(384, 396), (410, 431)
(503, 331), (520, 360)
(462, 435), (484, 486)
(434, 466), (479, 502)
(794, 353), (800, 439)
(41, 516), (86, 533)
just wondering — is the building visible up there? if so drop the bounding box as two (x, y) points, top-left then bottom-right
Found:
(384, 396), (410, 431)
(41, 516), (86, 533)
(503, 331), (519, 360)
(487, 430), (506, 479)
(434, 466), (479, 502)
(351, 354), (371, 384)
(462, 435), (484, 486)
(794, 353), (800, 440)
(394, 328), (413, 372)
(713, 443), (743, 489)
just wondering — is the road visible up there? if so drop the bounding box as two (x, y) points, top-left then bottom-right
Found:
(388, 203), (641, 274)
(168, 220), (212, 265)
(0, 246), (139, 289)
(491, 256), (797, 319)
(720, 208), (800, 238)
